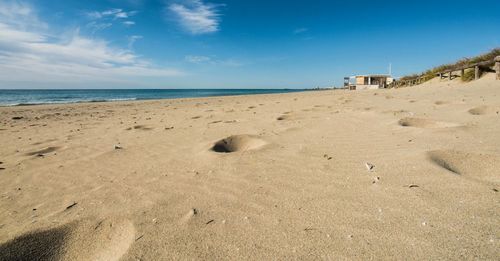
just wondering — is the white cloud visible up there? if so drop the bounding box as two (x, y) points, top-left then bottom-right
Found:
(0, 1), (182, 86)
(168, 0), (221, 35)
(0, 0), (47, 29)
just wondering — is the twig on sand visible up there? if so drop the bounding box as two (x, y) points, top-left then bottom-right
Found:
(65, 202), (78, 210)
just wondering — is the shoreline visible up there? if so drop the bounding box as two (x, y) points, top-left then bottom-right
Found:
(0, 88), (313, 108)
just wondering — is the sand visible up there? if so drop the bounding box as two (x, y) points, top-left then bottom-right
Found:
(0, 74), (499, 260)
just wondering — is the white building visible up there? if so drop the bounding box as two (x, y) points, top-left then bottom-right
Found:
(344, 74), (394, 90)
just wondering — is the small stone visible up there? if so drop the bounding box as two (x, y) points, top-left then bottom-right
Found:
(114, 145), (123, 150)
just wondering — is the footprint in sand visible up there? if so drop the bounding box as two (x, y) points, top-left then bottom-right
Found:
(468, 106), (499, 115)
(211, 135), (266, 153)
(427, 150), (500, 183)
(398, 117), (461, 128)
(0, 218), (135, 261)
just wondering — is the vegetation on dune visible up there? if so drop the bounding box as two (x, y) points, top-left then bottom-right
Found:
(462, 68), (476, 82)
(399, 48), (500, 83)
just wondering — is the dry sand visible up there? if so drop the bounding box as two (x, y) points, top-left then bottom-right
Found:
(0, 74), (499, 260)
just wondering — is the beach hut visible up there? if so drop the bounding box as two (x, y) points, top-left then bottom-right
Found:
(346, 74), (394, 90)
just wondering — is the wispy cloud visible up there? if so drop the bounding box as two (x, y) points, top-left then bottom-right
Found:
(123, 21), (135, 26)
(127, 35), (143, 49)
(86, 21), (113, 34)
(168, 0), (222, 35)
(185, 55), (243, 67)
(0, 1), (182, 86)
(87, 8), (137, 20)
(293, 27), (308, 34)
(185, 55), (211, 63)
(85, 8), (137, 33)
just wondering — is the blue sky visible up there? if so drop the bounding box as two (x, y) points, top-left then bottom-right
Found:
(0, 0), (499, 89)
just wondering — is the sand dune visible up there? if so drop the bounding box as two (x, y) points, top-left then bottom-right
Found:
(0, 73), (499, 260)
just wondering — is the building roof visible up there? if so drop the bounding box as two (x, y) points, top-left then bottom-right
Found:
(352, 74), (392, 78)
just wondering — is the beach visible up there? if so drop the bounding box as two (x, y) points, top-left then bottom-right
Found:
(0, 74), (499, 260)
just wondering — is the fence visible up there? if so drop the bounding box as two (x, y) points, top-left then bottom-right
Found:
(388, 56), (500, 88)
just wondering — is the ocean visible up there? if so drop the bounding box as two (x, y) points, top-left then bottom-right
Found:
(0, 89), (305, 106)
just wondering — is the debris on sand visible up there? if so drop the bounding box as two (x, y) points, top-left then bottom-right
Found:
(408, 184), (419, 188)
(12, 116), (24, 120)
(114, 144), (123, 150)
(365, 162), (375, 171)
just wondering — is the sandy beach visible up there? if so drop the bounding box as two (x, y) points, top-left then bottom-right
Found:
(0, 74), (499, 260)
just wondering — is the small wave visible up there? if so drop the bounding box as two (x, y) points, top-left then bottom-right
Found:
(0, 98), (138, 107)
(87, 98), (138, 103)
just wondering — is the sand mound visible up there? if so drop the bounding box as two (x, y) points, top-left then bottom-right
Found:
(398, 117), (460, 128)
(211, 135), (266, 153)
(25, 146), (60, 156)
(0, 218), (135, 261)
(427, 150), (500, 183)
(468, 106), (499, 115)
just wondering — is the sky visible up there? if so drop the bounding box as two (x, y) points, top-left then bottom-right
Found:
(0, 0), (499, 89)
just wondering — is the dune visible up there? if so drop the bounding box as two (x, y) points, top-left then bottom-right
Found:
(0, 73), (499, 260)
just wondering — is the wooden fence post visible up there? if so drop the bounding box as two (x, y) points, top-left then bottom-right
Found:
(495, 56), (500, 80)
(449, 72), (452, 80)
(475, 66), (480, 80)
(461, 69), (464, 77)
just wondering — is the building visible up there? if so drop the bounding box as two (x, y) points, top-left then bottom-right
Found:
(344, 74), (394, 90)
